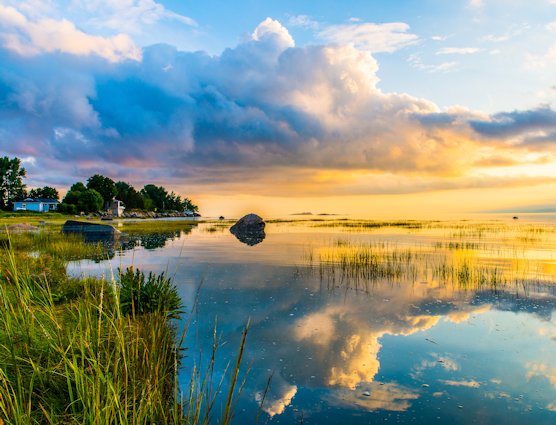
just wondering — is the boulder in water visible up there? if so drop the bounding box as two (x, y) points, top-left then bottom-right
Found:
(62, 220), (121, 242)
(229, 214), (266, 246)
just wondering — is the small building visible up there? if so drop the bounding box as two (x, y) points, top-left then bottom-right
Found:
(110, 199), (125, 217)
(13, 198), (60, 212)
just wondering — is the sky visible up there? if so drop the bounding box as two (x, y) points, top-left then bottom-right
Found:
(1, 0), (556, 218)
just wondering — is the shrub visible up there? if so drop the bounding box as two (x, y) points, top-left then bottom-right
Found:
(118, 267), (182, 318)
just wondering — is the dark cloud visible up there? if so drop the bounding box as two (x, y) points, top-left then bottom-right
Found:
(470, 106), (556, 138)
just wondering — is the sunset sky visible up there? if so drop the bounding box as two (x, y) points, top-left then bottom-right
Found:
(1, 0), (556, 217)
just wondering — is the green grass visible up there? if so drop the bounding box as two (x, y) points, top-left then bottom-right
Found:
(310, 232), (556, 292)
(0, 230), (250, 424)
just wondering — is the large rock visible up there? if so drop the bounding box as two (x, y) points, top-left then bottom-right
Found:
(229, 214), (266, 246)
(62, 220), (121, 242)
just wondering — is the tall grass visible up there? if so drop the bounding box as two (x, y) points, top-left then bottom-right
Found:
(311, 238), (555, 292)
(0, 231), (250, 424)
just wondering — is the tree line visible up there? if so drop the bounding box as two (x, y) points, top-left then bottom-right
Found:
(1, 156), (198, 214)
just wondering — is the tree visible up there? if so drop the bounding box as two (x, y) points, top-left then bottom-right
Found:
(87, 174), (117, 209)
(69, 182), (86, 192)
(0, 157), (26, 210)
(141, 184), (168, 211)
(77, 189), (104, 213)
(115, 181), (144, 210)
(28, 186), (59, 200)
(183, 197), (199, 213)
(62, 182), (86, 206)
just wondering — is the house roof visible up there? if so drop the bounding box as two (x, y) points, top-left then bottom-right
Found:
(17, 198), (60, 203)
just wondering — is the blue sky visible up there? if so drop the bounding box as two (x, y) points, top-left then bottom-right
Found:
(1, 0), (555, 216)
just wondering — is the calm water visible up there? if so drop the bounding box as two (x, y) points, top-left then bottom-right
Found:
(69, 218), (556, 424)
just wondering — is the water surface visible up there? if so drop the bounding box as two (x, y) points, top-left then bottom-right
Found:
(69, 219), (556, 424)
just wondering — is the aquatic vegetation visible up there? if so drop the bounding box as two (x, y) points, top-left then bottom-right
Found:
(310, 223), (556, 291)
(119, 267), (182, 318)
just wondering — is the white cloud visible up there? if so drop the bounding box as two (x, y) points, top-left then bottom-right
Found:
(252, 17), (294, 48)
(437, 47), (481, 55)
(288, 14), (319, 30)
(317, 21), (418, 53)
(0, 5), (141, 62)
(408, 53), (458, 73)
(526, 44), (556, 68)
(546, 21), (556, 31)
(439, 379), (481, 388)
(481, 24), (530, 43)
(74, 0), (196, 33)
(20, 156), (37, 166)
(469, 0), (484, 8)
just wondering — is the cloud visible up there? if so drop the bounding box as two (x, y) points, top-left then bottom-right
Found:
(526, 362), (556, 388)
(288, 14), (319, 30)
(436, 47), (481, 55)
(470, 106), (556, 138)
(1, 14), (556, 196)
(439, 379), (481, 388)
(468, 0), (484, 8)
(74, 0), (197, 33)
(527, 44), (556, 68)
(326, 382), (419, 412)
(317, 22), (418, 53)
(256, 380), (297, 417)
(0, 5), (141, 62)
(408, 53), (458, 73)
(252, 17), (294, 49)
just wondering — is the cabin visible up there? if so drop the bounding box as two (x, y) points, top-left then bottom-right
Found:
(110, 199), (125, 217)
(13, 198), (60, 212)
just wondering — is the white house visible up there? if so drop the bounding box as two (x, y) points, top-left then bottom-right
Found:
(13, 198), (60, 212)
(110, 199), (125, 217)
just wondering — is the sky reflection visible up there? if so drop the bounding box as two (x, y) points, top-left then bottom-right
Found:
(69, 220), (556, 424)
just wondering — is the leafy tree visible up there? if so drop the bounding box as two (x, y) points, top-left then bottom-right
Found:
(87, 174), (117, 208)
(69, 182), (86, 192)
(140, 184), (168, 211)
(28, 186), (59, 200)
(0, 157), (26, 210)
(62, 182), (86, 206)
(77, 189), (104, 213)
(183, 197), (199, 213)
(115, 181), (144, 210)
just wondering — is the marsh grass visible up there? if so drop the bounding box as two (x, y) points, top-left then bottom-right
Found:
(0, 230), (251, 424)
(311, 225), (556, 292)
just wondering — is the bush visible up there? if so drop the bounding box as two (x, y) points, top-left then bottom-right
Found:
(118, 267), (182, 318)
(57, 202), (78, 214)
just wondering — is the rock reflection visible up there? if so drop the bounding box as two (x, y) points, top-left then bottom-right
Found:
(87, 226), (197, 261)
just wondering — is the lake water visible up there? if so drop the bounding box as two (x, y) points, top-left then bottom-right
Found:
(69, 217), (556, 424)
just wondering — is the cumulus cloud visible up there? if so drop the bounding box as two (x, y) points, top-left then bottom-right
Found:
(1, 13), (556, 195)
(0, 5), (141, 62)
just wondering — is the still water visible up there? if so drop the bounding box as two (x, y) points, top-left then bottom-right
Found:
(69, 218), (556, 424)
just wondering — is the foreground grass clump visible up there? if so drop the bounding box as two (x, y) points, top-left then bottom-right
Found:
(0, 231), (249, 424)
